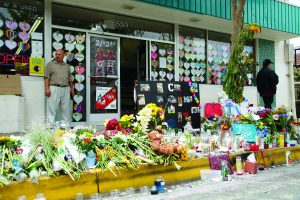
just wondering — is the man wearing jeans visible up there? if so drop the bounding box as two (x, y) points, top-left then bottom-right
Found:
(44, 49), (74, 124)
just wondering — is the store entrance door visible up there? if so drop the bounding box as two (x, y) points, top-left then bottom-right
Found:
(120, 38), (147, 116)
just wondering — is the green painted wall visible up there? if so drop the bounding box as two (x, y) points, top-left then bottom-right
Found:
(136, 0), (300, 35)
(258, 38), (276, 108)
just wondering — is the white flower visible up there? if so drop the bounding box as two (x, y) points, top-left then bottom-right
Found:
(273, 114), (279, 120)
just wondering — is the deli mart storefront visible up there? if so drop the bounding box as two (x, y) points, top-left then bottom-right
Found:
(1, 0), (300, 132)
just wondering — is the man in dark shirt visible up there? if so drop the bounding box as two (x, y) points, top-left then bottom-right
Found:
(256, 59), (279, 109)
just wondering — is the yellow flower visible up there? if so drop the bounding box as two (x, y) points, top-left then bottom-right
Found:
(249, 24), (261, 33)
(55, 129), (66, 137)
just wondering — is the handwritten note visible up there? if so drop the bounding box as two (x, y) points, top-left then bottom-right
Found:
(232, 124), (257, 142)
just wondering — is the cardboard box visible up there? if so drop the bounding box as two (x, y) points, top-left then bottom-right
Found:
(0, 75), (22, 95)
(244, 160), (258, 174)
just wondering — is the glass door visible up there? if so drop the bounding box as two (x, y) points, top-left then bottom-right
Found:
(88, 34), (120, 124)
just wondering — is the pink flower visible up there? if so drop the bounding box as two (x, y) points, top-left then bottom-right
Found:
(16, 148), (23, 154)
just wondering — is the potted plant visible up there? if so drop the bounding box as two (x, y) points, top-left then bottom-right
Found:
(264, 134), (273, 149)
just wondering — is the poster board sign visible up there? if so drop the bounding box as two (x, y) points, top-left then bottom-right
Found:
(0, 75), (21, 95)
(29, 57), (44, 76)
(136, 81), (200, 129)
(232, 124), (257, 142)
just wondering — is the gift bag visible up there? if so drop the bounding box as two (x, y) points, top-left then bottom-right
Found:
(208, 153), (231, 170)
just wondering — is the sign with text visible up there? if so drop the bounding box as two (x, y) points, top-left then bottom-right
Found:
(29, 57), (44, 76)
(232, 124), (257, 142)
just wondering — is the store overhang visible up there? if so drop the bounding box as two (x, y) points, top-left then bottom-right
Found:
(54, 0), (300, 41)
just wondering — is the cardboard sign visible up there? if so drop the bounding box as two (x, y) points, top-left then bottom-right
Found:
(232, 124), (257, 142)
(0, 75), (22, 95)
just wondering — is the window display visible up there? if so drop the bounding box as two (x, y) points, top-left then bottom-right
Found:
(0, 0), (44, 75)
(179, 26), (206, 83)
(150, 42), (174, 81)
(52, 28), (86, 122)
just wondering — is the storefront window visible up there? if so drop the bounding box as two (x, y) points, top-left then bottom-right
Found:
(0, 0), (44, 75)
(52, 4), (174, 42)
(178, 26), (206, 83)
(207, 31), (231, 85)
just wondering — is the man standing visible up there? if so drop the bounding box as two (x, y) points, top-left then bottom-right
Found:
(45, 49), (74, 124)
(256, 59), (279, 109)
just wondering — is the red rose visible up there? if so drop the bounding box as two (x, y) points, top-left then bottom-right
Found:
(84, 138), (91, 143)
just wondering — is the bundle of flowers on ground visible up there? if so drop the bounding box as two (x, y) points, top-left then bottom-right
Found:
(0, 103), (182, 186)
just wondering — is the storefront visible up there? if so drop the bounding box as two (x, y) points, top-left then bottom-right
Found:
(1, 0), (300, 132)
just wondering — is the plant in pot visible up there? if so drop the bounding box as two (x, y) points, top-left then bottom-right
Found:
(264, 134), (273, 149)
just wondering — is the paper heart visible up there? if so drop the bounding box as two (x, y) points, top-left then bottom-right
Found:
(0, 40), (3, 48)
(5, 30), (17, 40)
(65, 33), (75, 43)
(199, 40), (205, 47)
(190, 54), (196, 61)
(179, 36), (184, 44)
(65, 43), (75, 51)
(151, 71), (158, 79)
(75, 35), (85, 44)
(18, 32), (30, 41)
(217, 79), (222, 85)
(184, 46), (191, 53)
(208, 44), (213, 51)
(222, 46), (228, 51)
(193, 40), (201, 48)
(184, 62), (190, 69)
(75, 53), (85, 62)
(70, 65), (75, 73)
(179, 68), (184, 75)
(151, 44), (157, 53)
(76, 43), (85, 51)
(53, 32), (63, 42)
(0, 19), (3, 28)
(184, 76), (190, 82)
(190, 62), (195, 69)
(0, 30), (3, 37)
(200, 76), (205, 82)
(185, 53), (191, 60)
(75, 66), (85, 74)
(184, 69), (190, 76)
(200, 68), (205, 75)
(19, 22), (31, 32)
(190, 47), (196, 54)
(178, 44), (184, 50)
(195, 63), (201, 69)
(195, 54), (201, 61)
(179, 76), (184, 81)
(191, 69), (196, 75)
(166, 56), (173, 64)
(53, 42), (63, 50)
(195, 69), (201, 76)
(18, 42), (30, 52)
(184, 38), (191, 46)
(159, 71), (166, 78)
(73, 112), (82, 122)
(208, 57), (213, 63)
(167, 73), (174, 81)
(159, 49), (166, 56)
(5, 20), (18, 30)
(179, 50), (184, 58)
(75, 83), (84, 92)
(166, 64), (173, 71)
(179, 60), (183, 67)
(75, 74), (85, 82)
(151, 52), (157, 60)
(5, 40), (17, 50)
(223, 52), (229, 58)
(191, 76), (196, 82)
(73, 95), (83, 104)
(67, 53), (75, 61)
(151, 60), (158, 68)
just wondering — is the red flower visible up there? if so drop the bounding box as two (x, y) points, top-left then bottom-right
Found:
(183, 112), (189, 118)
(16, 148), (23, 154)
(84, 138), (91, 143)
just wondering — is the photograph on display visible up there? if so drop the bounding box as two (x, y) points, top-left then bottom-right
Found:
(90, 37), (118, 77)
(95, 86), (117, 110)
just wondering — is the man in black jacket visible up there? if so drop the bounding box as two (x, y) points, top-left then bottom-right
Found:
(256, 59), (279, 109)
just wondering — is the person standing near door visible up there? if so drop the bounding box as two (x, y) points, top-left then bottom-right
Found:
(256, 59), (279, 109)
(44, 49), (75, 124)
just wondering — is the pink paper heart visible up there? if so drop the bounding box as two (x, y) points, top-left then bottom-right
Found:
(5, 20), (18, 30)
(19, 22), (31, 32)
(151, 52), (157, 60)
(75, 66), (85, 74)
(18, 32), (30, 41)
